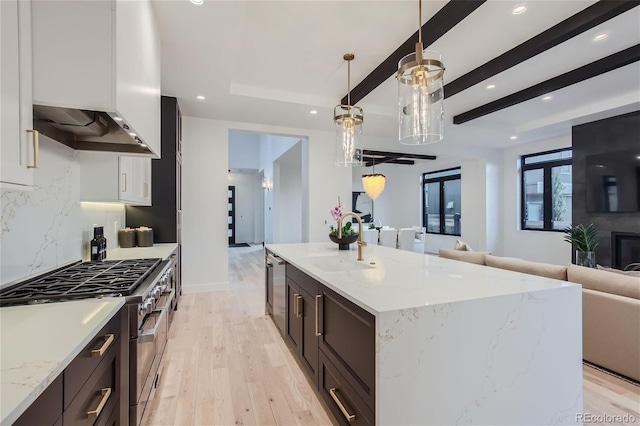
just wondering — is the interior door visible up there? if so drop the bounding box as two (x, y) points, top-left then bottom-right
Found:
(228, 186), (236, 245)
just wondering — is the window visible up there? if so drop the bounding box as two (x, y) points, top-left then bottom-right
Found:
(521, 148), (572, 231)
(423, 168), (461, 235)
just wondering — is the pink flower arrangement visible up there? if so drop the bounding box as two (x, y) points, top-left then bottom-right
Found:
(329, 198), (343, 221)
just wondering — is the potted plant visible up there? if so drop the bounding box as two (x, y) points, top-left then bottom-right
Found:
(563, 223), (601, 268)
(328, 198), (358, 250)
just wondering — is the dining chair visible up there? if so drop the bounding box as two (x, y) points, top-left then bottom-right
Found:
(361, 228), (379, 245)
(379, 228), (398, 248)
(397, 228), (415, 251)
(413, 226), (426, 253)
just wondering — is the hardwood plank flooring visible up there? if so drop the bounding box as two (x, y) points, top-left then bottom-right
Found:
(142, 245), (640, 425)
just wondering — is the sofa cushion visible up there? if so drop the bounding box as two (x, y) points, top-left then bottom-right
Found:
(582, 289), (640, 382)
(485, 255), (567, 281)
(596, 264), (640, 278)
(568, 264), (640, 300)
(439, 249), (487, 265)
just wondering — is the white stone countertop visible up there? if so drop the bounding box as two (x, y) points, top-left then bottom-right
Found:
(265, 242), (577, 315)
(0, 298), (125, 425)
(107, 243), (178, 261)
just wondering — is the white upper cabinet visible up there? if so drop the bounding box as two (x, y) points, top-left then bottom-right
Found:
(77, 153), (151, 206)
(1, 0), (36, 189)
(31, 0), (161, 157)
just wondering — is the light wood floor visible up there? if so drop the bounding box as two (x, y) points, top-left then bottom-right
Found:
(142, 245), (640, 426)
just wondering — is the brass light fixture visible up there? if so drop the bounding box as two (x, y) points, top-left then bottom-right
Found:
(362, 158), (385, 201)
(334, 54), (364, 166)
(397, 0), (445, 145)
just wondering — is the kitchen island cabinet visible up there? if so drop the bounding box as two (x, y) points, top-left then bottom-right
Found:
(0, 298), (126, 425)
(265, 243), (582, 425)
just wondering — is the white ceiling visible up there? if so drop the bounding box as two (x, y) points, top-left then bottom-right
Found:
(152, 0), (640, 153)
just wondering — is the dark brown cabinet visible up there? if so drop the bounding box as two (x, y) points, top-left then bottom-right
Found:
(281, 263), (376, 425)
(13, 307), (126, 426)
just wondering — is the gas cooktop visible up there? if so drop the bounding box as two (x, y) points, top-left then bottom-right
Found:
(0, 258), (162, 306)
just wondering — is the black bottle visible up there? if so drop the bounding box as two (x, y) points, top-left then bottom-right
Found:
(91, 227), (100, 261)
(99, 226), (107, 260)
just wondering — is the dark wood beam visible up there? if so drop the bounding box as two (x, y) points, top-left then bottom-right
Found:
(453, 45), (640, 125)
(445, 1), (639, 99)
(363, 149), (437, 161)
(341, 0), (486, 106)
(364, 158), (415, 167)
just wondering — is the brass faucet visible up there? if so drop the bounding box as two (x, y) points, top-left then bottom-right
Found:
(337, 212), (367, 261)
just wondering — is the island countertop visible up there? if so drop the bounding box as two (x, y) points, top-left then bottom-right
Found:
(266, 242), (577, 315)
(0, 297), (125, 425)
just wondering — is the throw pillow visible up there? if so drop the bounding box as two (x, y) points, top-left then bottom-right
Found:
(453, 239), (473, 251)
(596, 264), (640, 278)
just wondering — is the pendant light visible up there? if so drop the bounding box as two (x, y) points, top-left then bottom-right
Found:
(396, 0), (445, 145)
(334, 54), (364, 166)
(362, 158), (385, 201)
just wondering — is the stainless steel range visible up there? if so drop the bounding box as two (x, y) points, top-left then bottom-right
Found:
(0, 256), (178, 426)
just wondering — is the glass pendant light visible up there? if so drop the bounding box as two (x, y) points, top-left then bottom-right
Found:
(362, 158), (385, 201)
(334, 54), (364, 166)
(397, 0), (445, 145)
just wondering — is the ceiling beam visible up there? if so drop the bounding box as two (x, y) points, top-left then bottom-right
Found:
(364, 158), (415, 167)
(453, 44), (640, 125)
(340, 0), (486, 106)
(363, 149), (437, 161)
(445, 1), (639, 99)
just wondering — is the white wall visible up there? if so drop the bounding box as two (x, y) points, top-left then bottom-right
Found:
(227, 172), (259, 244)
(502, 134), (572, 265)
(273, 141), (303, 243)
(1, 137), (125, 285)
(182, 117), (351, 291)
(228, 130), (260, 170)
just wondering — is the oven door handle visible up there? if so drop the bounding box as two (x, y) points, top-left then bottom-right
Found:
(139, 307), (168, 344)
(155, 288), (175, 312)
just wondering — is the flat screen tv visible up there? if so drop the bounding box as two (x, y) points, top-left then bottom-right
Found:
(586, 149), (640, 212)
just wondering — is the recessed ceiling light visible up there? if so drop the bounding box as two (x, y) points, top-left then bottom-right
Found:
(486, 84), (496, 89)
(512, 5), (527, 15)
(593, 33), (608, 41)
(310, 110), (318, 114)
(190, 0), (203, 5)
(113, 116), (123, 122)
(542, 95), (553, 101)
(196, 95), (205, 100)
(510, 136), (518, 140)
(596, 164), (605, 168)
(140, 144), (147, 148)
(129, 132), (137, 137)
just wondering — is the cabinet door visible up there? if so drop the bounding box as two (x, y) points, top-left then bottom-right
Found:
(1, 0), (35, 188)
(299, 288), (319, 386)
(285, 279), (301, 352)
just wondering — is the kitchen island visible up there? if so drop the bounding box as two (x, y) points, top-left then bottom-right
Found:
(0, 297), (125, 425)
(266, 242), (582, 425)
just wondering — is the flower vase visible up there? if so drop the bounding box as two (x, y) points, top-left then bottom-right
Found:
(329, 234), (358, 250)
(575, 251), (595, 268)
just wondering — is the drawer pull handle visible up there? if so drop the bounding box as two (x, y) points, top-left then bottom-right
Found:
(296, 295), (303, 318)
(91, 334), (115, 357)
(315, 294), (322, 336)
(329, 388), (356, 422)
(26, 129), (39, 169)
(87, 387), (111, 419)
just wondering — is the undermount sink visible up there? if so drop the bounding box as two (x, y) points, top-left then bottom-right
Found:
(301, 255), (376, 272)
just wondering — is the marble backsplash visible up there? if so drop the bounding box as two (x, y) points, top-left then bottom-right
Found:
(1, 137), (125, 285)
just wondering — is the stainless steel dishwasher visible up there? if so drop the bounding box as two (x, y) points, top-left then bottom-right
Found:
(265, 251), (286, 335)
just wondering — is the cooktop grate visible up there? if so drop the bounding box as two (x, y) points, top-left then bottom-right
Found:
(0, 258), (162, 306)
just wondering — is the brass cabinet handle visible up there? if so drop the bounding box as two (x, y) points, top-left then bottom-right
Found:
(296, 295), (303, 318)
(91, 334), (115, 357)
(143, 182), (149, 198)
(26, 129), (39, 169)
(87, 387), (112, 418)
(315, 295), (322, 336)
(121, 173), (127, 192)
(329, 388), (356, 422)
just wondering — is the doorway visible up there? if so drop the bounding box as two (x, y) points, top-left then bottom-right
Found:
(228, 185), (236, 245)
